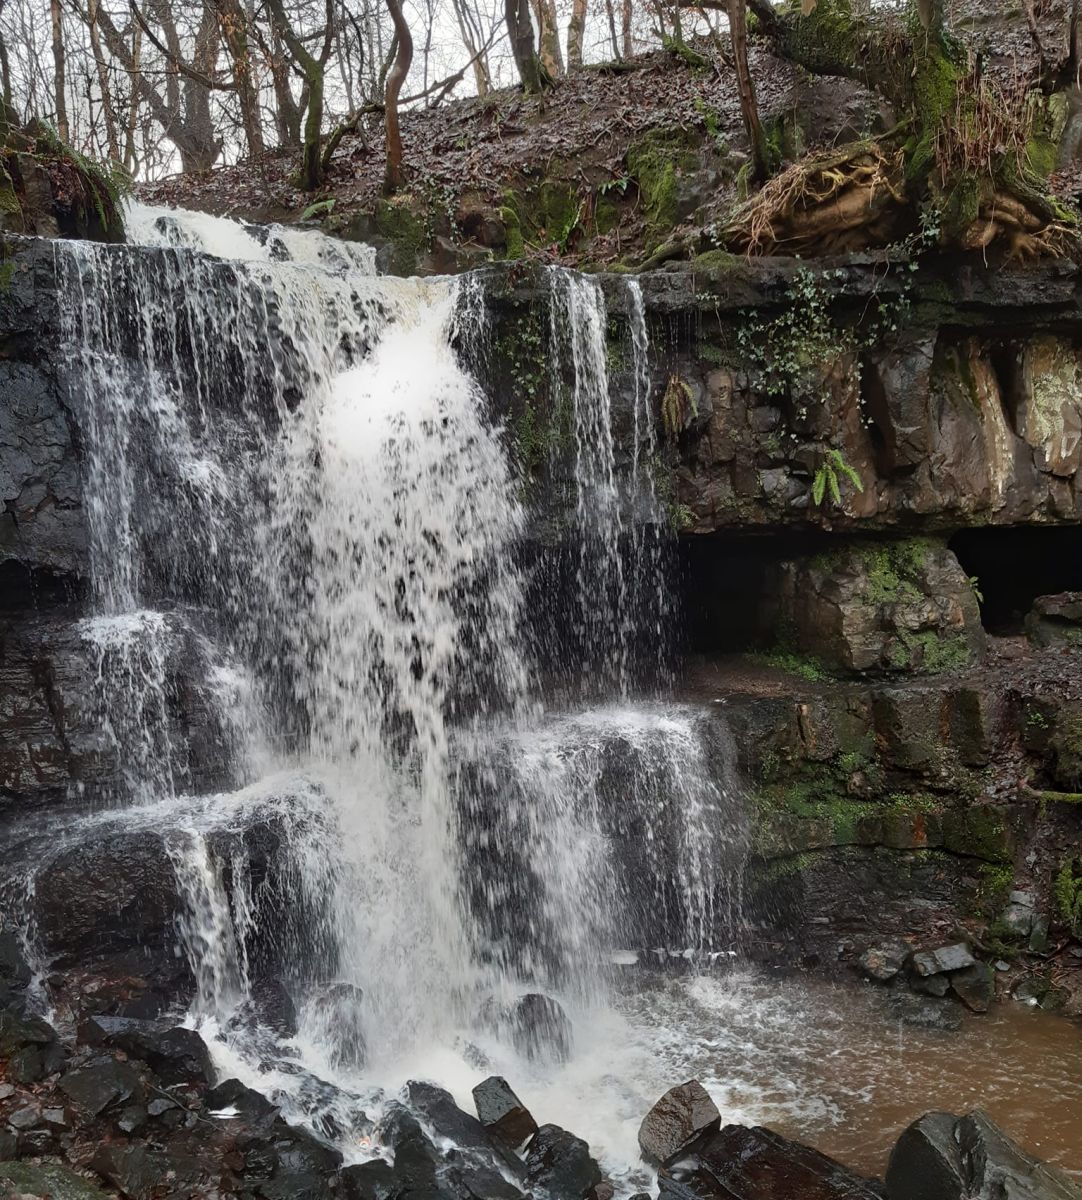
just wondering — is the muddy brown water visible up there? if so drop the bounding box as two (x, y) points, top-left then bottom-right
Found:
(603, 969), (1082, 1182)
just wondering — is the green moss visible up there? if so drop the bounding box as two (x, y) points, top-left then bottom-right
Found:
(977, 863), (1013, 914)
(498, 206), (525, 259)
(627, 128), (698, 235)
(689, 248), (746, 273)
(537, 180), (578, 242)
(906, 37), (961, 184)
(594, 196), (620, 236)
(941, 805), (1011, 864)
(374, 196), (430, 274)
(1055, 856), (1082, 937)
(748, 649), (829, 683)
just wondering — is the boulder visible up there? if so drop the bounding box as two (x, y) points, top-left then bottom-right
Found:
(949, 963), (995, 1014)
(307, 982), (366, 1071)
(472, 1075), (538, 1150)
(909, 944), (977, 978)
(669, 1124), (884, 1199)
(86, 1016), (212, 1085)
(765, 540), (983, 676)
(35, 832), (180, 961)
(340, 1158), (397, 1200)
(1026, 593), (1082, 649)
(0, 1009), (57, 1055)
(404, 1080), (525, 1186)
(886, 1109), (1082, 1200)
(59, 1056), (146, 1117)
(859, 940), (910, 983)
(638, 1079), (721, 1167)
(524, 1125), (603, 1200)
(506, 993), (573, 1063)
(205, 1077), (278, 1121)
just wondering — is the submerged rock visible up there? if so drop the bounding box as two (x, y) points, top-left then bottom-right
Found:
(524, 1124), (603, 1200)
(663, 1124), (884, 1200)
(885, 1109), (1082, 1200)
(472, 1075), (538, 1150)
(638, 1079), (721, 1166)
(308, 982), (366, 1071)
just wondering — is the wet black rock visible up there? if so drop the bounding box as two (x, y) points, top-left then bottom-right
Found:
(59, 1055), (146, 1117)
(402, 1080), (526, 1195)
(667, 1124), (884, 1200)
(35, 832), (180, 962)
(949, 963), (995, 1014)
(309, 981), (366, 1070)
(340, 1157), (397, 1200)
(909, 944), (976, 977)
(886, 1109), (1082, 1200)
(524, 1124), (603, 1200)
(206, 1077), (279, 1122)
(236, 977), (299, 1037)
(638, 1079), (721, 1167)
(87, 1016), (212, 1085)
(472, 1075), (538, 1150)
(507, 993), (573, 1063)
(0, 1008), (57, 1055)
(8, 1043), (44, 1083)
(910, 974), (951, 998)
(0, 930), (31, 987)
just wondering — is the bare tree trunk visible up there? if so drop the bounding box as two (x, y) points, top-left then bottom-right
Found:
(604, 0), (621, 59)
(450, 0), (490, 96)
(123, 21), (142, 171)
(726, 0), (769, 180)
(50, 0), (69, 140)
(567, 0), (588, 67)
(87, 0), (120, 159)
(266, 0), (330, 188)
(215, 0), (263, 160)
(621, 0), (633, 56)
(531, 0), (563, 77)
(383, 0), (412, 191)
(506, 0), (549, 91)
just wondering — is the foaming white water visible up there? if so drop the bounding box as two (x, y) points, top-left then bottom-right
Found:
(125, 200), (377, 273)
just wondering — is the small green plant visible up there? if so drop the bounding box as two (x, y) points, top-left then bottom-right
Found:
(812, 449), (864, 507)
(967, 574), (984, 606)
(301, 197), (335, 221)
(1055, 856), (1082, 938)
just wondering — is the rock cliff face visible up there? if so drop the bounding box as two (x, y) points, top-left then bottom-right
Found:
(1, 234), (1081, 1012)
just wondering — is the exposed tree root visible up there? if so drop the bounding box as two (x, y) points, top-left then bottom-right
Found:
(720, 138), (1078, 260)
(723, 142), (907, 256)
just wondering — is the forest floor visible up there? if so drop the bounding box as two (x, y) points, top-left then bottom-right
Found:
(139, 1), (1079, 271)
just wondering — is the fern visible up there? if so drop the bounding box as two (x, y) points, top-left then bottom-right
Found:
(661, 373), (696, 438)
(301, 197), (336, 220)
(812, 448), (864, 508)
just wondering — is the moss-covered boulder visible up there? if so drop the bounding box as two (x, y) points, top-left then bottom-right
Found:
(765, 538), (984, 675)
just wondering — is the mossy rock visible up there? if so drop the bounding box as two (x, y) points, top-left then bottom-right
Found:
(627, 127), (700, 233)
(374, 195), (430, 275)
(0, 1162), (110, 1199)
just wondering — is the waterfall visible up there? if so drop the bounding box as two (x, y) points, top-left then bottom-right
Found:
(37, 203), (746, 1152)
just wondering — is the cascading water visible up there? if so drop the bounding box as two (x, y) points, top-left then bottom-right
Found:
(34, 203), (748, 1175)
